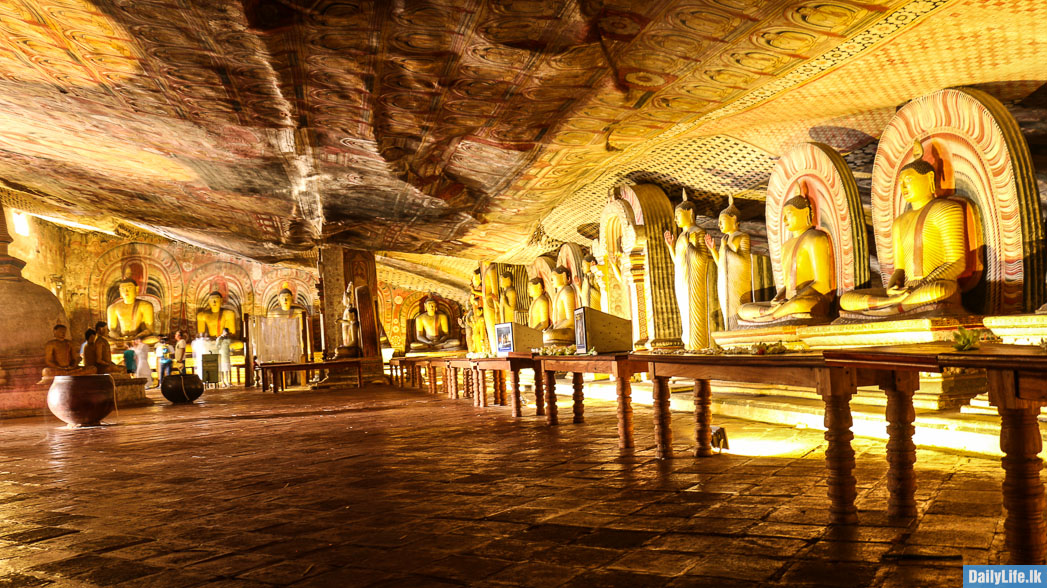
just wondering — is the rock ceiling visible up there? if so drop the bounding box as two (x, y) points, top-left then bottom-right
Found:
(0, 0), (1043, 283)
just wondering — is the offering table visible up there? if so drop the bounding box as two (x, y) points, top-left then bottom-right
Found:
(825, 343), (1047, 564)
(467, 354), (539, 417)
(636, 351), (867, 525)
(533, 354), (647, 450)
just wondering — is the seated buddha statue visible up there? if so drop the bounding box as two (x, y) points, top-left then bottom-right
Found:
(106, 273), (156, 343)
(93, 322), (129, 377)
(40, 324), (94, 382)
(498, 272), (518, 323)
(409, 297), (462, 352)
(528, 278), (552, 331)
(738, 194), (835, 324)
(196, 291), (238, 338)
(542, 266), (577, 345)
(839, 140), (972, 317)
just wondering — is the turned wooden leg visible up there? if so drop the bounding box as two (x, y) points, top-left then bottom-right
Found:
(464, 368), (473, 399)
(510, 369), (521, 418)
(999, 406), (1047, 564)
(616, 375), (633, 449)
(451, 367), (460, 399)
(497, 370), (507, 405)
(534, 368), (546, 416)
(571, 373), (584, 424)
(819, 368), (858, 525)
(694, 380), (713, 457)
(429, 365), (437, 394)
(479, 369), (488, 407)
(544, 370), (558, 425)
(653, 375), (672, 459)
(884, 374), (918, 518)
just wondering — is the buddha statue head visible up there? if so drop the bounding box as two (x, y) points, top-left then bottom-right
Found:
(674, 199), (697, 229)
(582, 254), (597, 274)
(553, 265), (571, 289)
(278, 284), (294, 312)
(205, 291), (223, 313)
(423, 297), (439, 317)
(471, 268), (482, 289)
(899, 140), (937, 206)
(782, 193), (814, 233)
(117, 275), (139, 304)
(528, 277), (545, 299)
(718, 196), (741, 234)
(499, 271), (513, 290)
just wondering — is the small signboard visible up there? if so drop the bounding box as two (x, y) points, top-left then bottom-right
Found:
(200, 353), (220, 384)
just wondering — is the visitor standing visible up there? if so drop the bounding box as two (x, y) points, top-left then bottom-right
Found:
(216, 328), (233, 387)
(155, 337), (173, 388)
(122, 342), (136, 375)
(132, 336), (152, 385)
(173, 330), (187, 374)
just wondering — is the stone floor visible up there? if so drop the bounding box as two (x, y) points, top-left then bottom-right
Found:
(0, 383), (1008, 587)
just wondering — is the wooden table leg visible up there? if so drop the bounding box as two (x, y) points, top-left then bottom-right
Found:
(694, 380), (713, 457)
(653, 375), (672, 459)
(428, 365), (436, 394)
(544, 370), (558, 425)
(451, 367), (459, 399)
(510, 369), (521, 418)
(819, 368), (858, 525)
(495, 370), (505, 405)
(478, 368), (488, 407)
(261, 369), (269, 393)
(999, 406), (1047, 564)
(616, 375), (633, 449)
(534, 368), (545, 416)
(464, 368), (473, 399)
(472, 368), (480, 406)
(571, 372), (584, 424)
(884, 372), (918, 518)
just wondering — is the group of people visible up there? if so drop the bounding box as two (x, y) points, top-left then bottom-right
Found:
(45, 324), (236, 389)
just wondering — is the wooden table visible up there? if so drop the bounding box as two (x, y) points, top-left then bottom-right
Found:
(636, 351), (863, 525)
(259, 358), (364, 393)
(471, 355), (539, 417)
(533, 354), (647, 449)
(388, 357), (407, 387)
(825, 342), (1047, 564)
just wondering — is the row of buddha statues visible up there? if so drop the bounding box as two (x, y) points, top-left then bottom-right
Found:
(453, 135), (1000, 354)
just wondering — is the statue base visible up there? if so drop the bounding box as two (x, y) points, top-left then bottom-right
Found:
(542, 327), (574, 347)
(735, 312), (829, 329)
(982, 313), (1047, 344)
(711, 325), (806, 351)
(835, 300), (965, 323)
(798, 317), (986, 411)
(798, 316), (984, 348)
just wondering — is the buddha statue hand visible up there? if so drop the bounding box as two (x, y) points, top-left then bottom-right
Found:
(663, 230), (674, 249)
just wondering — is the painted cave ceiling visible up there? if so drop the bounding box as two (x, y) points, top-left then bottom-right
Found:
(0, 0), (1043, 288)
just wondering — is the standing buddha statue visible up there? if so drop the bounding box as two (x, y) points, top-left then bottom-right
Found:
(664, 191), (714, 349)
(542, 266), (577, 345)
(498, 272), (518, 324)
(527, 278), (551, 331)
(705, 196), (752, 330)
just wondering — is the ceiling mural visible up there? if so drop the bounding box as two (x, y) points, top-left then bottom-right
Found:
(0, 0), (1040, 283)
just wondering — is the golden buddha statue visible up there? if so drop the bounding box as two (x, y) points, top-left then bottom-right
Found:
(542, 266), (577, 345)
(471, 304), (490, 353)
(196, 291), (238, 338)
(738, 194), (835, 324)
(705, 197), (752, 330)
(106, 271), (155, 343)
(664, 193), (714, 349)
(498, 272), (518, 323)
(269, 284), (307, 318)
(527, 278), (551, 331)
(41, 324), (93, 382)
(839, 140), (971, 317)
(580, 254), (602, 310)
(409, 297), (462, 351)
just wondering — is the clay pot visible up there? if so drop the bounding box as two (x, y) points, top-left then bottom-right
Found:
(47, 375), (116, 427)
(161, 374), (204, 404)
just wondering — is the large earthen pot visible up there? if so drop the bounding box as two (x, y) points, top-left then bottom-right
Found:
(47, 374), (115, 427)
(161, 373), (204, 404)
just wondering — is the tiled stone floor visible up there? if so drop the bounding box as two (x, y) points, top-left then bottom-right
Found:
(0, 383), (1008, 587)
